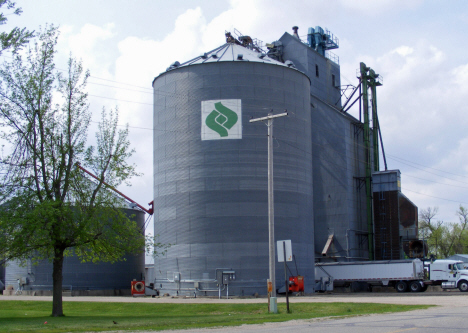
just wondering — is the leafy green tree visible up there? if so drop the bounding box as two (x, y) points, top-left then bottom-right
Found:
(419, 207), (443, 257)
(435, 223), (454, 257)
(419, 206), (468, 258)
(0, 26), (144, 317)
(0, 1), (34, 53)
(441, 206), (468, 256)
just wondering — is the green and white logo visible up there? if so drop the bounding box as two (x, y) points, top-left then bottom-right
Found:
(201, 99), (242, 140)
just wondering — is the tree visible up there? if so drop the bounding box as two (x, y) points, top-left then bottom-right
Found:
(419, 207), (443, 257)
(0, 1), (34, 53)
(419, 206), (468, 258)
(444, 206), (468, 255)
(0, 26), (144, 316)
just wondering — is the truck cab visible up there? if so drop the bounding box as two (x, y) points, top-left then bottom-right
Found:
(429, 259), (468, 291)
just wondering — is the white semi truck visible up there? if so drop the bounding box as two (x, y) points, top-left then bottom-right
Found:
(315, 259), (468, 292)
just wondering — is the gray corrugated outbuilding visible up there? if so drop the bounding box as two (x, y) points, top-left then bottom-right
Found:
(3, 208), (145, 292)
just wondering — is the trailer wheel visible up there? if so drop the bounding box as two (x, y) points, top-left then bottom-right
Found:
(458, 280), (468, 292)
(409, 281), (422, 292)
(395, 281), (408, 292)
(420, 285), (428, 292)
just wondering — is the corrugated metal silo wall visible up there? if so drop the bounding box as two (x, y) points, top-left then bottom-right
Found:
(5, 208), (145, 290)
(279, 33), (368, 261)
(280, 33), (342, 108)
(153, 61), (313, 295)
(311, 98), (368, 261)
(4, 260), (29, 289)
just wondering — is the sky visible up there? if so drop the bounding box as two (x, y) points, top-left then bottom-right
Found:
(3, 0), (468, 244)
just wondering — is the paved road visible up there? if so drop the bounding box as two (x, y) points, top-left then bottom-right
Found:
(3, 293), (468, 332)
(160, 306), (468, 333)
(2, 291), (465, 306)
(152, 293), (468, 333)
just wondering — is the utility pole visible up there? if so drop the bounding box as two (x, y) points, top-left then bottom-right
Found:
(250, 111), (288, 314)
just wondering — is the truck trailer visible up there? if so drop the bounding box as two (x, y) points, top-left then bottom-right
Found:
(315, 259), (468, 292)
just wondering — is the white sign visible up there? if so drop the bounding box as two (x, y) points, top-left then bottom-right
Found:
(277, 240), (293, 262)
(201, 99), (242, 140)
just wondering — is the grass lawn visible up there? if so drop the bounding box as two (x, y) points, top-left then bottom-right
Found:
(0, 300), (432, 332)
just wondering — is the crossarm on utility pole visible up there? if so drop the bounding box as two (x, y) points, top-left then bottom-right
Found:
(249, 112), (288, 123)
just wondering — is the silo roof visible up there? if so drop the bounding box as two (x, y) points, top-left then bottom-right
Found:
(165, 43), (294, 71)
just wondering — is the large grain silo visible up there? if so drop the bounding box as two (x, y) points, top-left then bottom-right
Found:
(153, 38), (313, 295)
(3, 208), (145, 295)
(152, 25), (418, 295)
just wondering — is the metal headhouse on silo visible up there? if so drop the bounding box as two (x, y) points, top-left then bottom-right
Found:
(153, 33), (313, 296)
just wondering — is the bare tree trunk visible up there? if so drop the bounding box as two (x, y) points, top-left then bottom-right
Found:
(52, 249), (64, 317)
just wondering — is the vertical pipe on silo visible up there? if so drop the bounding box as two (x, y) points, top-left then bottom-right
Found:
(360, 62), (374, 261)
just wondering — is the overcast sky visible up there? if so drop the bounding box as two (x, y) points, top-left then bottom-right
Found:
(4, 1), (468, 241)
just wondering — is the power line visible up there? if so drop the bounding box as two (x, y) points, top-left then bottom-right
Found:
(87, 80), (152, 95)
(387, 156), (468, 185)
(88, 75), (152, 91)
(88, 94), (153, 106)
(89, 120), (153, 131)
(404, 174), (468, 189)
(388, 154), (468, 179)
(401, 187), (468, 206)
